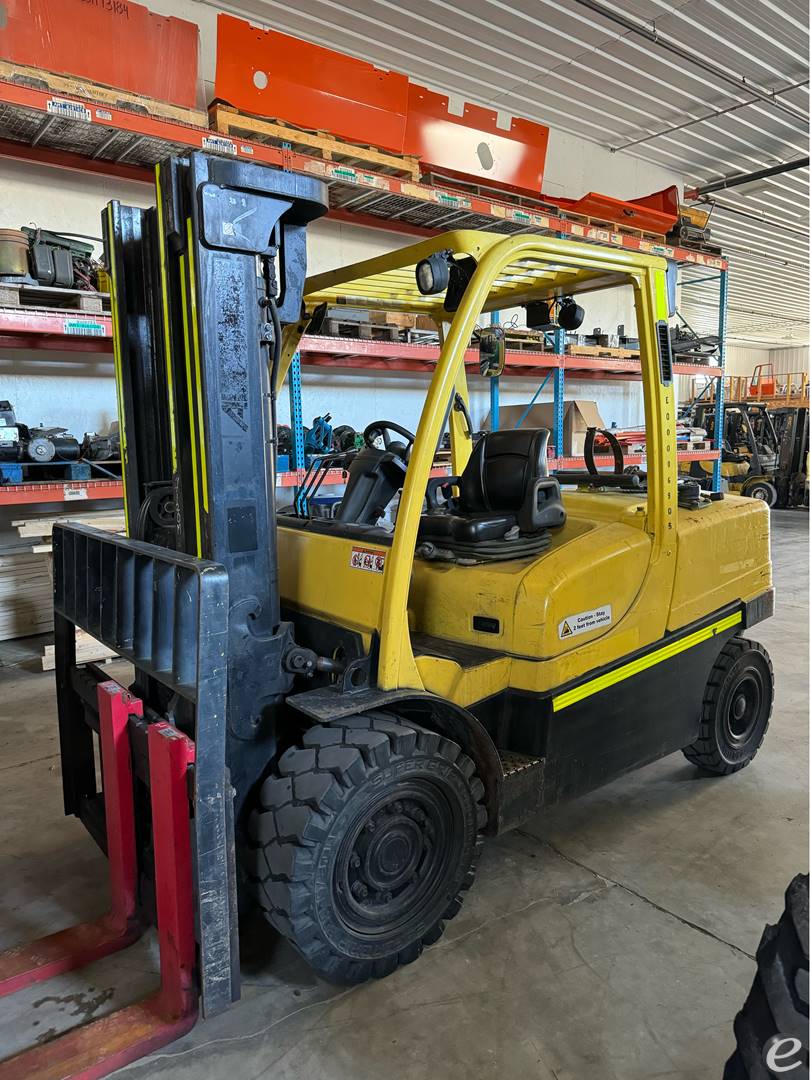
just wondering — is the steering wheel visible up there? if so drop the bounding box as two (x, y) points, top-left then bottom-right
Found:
(363, 420), (416, 461)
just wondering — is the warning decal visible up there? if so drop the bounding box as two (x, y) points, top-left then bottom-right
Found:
(349, 546), (386, 574)
(558, 605), (612, 640)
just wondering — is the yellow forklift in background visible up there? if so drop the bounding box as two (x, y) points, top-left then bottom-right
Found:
(7, 158), (774, 1075)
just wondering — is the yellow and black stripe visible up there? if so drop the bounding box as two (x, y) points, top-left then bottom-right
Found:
(153, 163), (179, 474)
(105, 205), (130, 530)
(552, 610), (743, 712)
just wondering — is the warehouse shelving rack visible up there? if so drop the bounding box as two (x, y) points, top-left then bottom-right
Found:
(0, 73), (728, 502)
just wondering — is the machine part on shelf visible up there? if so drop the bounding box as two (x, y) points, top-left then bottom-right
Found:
(25, 428), (81, 464)
(277, 424), (293, 457)
(31, 179), (769, 1077)
(0, 400), (22, 462)
(21, 226), (99, 290)
(671, 310), (720, 362)
(304, 414), (334, 456)
(333, 424), (364, 452)
(81, 427), (121, 462)
(0, 402), (82, 468)
(666, 202), (722, 254)
(0, 229), (34, 283)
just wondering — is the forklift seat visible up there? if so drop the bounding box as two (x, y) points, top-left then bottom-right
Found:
(418, 428), (565, 554)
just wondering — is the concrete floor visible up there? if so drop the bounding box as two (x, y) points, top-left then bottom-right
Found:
(0, 510), (806, 1080)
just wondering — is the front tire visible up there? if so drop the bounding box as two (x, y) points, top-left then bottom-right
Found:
(682, 637), (773, 774)
(248, 712), (486, 984)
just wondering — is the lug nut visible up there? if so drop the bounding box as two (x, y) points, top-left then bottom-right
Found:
(350, 854), (361, 869)
(352, 881), (368, 899)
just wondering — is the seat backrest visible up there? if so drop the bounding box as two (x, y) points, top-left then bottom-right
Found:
(459, 428), (549, 513)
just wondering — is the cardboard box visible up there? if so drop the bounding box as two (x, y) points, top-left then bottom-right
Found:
(484, 399), (605, 456)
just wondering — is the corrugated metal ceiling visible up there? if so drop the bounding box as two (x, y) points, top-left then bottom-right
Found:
(209, 0), (809, 347)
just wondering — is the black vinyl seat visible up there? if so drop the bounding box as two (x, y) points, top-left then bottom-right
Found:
(418, 429), (565, 558)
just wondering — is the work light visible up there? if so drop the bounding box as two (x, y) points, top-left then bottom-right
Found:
(415, 251), (452, 294)
(557, 296), (585, 331)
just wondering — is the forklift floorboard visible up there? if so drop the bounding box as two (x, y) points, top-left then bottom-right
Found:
(0, 511), (806, 1080)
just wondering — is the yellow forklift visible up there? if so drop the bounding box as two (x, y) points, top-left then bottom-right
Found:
(687, 399), (808, 508)
(0, 155), (775, 1074)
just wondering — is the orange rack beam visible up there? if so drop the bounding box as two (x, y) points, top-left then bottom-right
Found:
(0, 77), (727, 270)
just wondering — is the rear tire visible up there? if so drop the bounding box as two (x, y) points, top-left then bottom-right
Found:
(724, 874), (809, 1079)
(248, 712), (486, 985)
(682, 637), (773, 774)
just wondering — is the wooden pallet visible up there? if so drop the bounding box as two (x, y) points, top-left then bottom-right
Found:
(0, 59), (207, 128)
(565, 344), (641, 359)
(0, 281), (109, 314)
(209, 103), (421, 181)
(40, 632), (117, 672)
(322, 318), (401, 342)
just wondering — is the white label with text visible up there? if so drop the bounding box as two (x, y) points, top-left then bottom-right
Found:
(559, 604), (612, 639)
(349, 547), (386, 574)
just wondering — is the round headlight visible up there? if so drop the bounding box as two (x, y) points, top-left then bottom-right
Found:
(415, 252), (451, 295)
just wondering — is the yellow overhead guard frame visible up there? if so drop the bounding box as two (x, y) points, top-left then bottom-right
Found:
(277, 230), (672, 691)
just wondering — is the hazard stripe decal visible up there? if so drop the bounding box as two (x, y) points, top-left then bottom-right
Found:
(551, 611), (743, 713)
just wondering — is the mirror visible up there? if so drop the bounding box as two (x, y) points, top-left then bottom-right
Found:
(478, 326), (505, 377)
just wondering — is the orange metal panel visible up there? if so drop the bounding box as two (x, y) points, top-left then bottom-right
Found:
(547, 186), (679, 234)
(404, 83), (549, 195)
(0, 0), (199, 108)
(214, 14), (409, 153)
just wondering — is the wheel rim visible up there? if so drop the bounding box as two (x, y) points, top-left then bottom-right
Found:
(723, 670), (764, 744)
(333, 780), (460, 938)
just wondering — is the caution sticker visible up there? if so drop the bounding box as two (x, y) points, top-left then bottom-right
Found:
(349, 546), (386, 574)
(559, 605), (612, 640)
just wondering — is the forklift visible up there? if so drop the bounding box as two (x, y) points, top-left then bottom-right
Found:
(688, 400), (808, 508)
(0, 154), (775, 1075)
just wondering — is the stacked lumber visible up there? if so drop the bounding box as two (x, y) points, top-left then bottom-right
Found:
(4, 510), (125, 665)
(0, 550), (54, 641)
(14, 511), (125, 553)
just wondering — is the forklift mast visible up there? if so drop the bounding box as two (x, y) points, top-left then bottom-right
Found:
(50, 155), (326, 1016)
(103, 154), (327, 808)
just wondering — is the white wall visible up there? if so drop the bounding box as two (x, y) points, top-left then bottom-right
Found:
(768, 346), (810, 377)
(724, 346), (771, 378)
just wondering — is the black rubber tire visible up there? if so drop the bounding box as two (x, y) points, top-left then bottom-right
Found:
(724, 874), (809, 1079)
(682, 636), (773, 774)
(743, 478), (778, 508)
(247, 711), (486, 985)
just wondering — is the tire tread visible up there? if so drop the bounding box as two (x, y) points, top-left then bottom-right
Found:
(248, 712), (485, 985)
